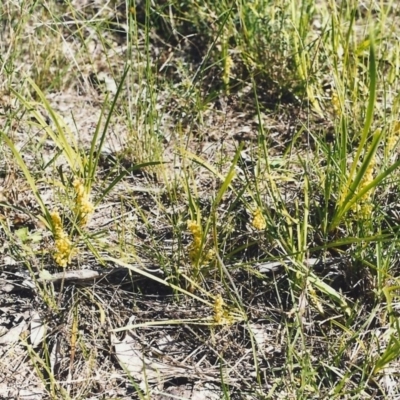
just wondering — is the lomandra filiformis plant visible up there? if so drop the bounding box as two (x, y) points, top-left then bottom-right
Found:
(2, 73), (141, 269)
(50, 179), (95, 267)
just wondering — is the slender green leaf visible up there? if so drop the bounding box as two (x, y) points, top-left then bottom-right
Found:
(88, 66), (130, 186)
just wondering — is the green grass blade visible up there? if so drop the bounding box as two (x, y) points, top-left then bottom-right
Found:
(88, 66), (130, 186)
(213, 144), (242, 208)
(348, 37), (377, 180)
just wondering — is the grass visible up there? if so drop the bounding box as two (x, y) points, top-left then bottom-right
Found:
(2, 0), (400, 398)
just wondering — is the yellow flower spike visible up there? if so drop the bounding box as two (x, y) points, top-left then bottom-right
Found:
(187, 220), (202, 264)
(213, 294), (236, 325)
(73, 178), (94, 226)
(252, 208), (266, 230)
(50, 210), (62, 230)
(187, 220), (201, 240)
(73, 179), (84, 197)
(51, 210), (74, 268)
(213, 294), (224, 324)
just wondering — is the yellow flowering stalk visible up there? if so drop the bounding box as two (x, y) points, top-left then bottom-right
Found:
(187, 219), (215, 286)
(73, 179), (94, 226)
(252, 208), (266, 230)
(213, 294), (231, 325)
(187, 220), (202, 265)
(51, 210), (73, 267)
